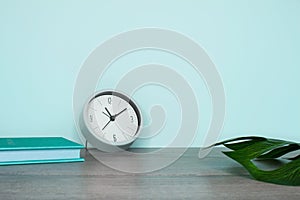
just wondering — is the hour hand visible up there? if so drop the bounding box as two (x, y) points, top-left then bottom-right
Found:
(105, 107), (112, 117)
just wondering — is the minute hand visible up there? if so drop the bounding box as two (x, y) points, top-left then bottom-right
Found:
(113, 108), (127, 118)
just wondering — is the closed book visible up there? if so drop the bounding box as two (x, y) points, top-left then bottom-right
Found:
(0, 137), (84, 166)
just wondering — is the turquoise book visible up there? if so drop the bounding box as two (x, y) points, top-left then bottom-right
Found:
(0, 137), (85, 166)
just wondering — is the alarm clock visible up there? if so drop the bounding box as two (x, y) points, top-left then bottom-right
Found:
(80, 90), (142, 152)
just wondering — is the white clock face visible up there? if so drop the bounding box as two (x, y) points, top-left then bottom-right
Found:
(85, 91), (141, 145)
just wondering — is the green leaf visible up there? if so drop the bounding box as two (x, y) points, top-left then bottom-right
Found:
(258, 143), (300, 159)
(215, 137), (300, 186)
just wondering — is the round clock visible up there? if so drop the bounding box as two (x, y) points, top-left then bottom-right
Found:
(80, 91), (142, 152)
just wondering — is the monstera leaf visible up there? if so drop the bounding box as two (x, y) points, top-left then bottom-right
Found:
(215, 137), (300, 186)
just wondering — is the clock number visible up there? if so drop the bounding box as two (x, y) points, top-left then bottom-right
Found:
(108, 97), (112, 104)
(130, 116), (134, 123)
(113, 134), (117, 142)
(89, 114), (93, 123)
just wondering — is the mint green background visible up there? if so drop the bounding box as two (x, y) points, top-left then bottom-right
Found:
(0, 0), (299, 146)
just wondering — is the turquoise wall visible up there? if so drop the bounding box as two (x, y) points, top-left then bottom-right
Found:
(0, 0), (299, 146)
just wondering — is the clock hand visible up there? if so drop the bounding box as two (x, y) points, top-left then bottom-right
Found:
(105, 107), (112, 117)
(102, 120), (111, 130)
(102, 111), (110, 118)
(113, 108), (127, 118)
(105, 107), (117, 121)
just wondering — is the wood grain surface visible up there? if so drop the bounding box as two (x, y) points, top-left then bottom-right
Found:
(0, 148), (299, 200)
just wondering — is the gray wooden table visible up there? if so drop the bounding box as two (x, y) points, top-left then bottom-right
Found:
(0, 148), (299, 200)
